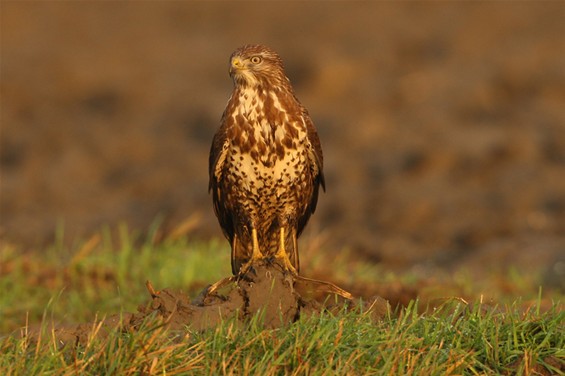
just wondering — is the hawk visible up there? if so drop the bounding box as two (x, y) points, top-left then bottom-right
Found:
(209, 44), (325, 276)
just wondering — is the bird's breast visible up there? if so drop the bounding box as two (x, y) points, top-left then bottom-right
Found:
(222, 87), (311, 200)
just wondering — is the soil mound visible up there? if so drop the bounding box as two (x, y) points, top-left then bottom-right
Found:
(27, 263), (389, 347)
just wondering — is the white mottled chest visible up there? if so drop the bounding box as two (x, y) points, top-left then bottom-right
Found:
(225, 88), (309, 197)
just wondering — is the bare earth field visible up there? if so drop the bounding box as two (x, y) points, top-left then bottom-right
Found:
(2, 3), (565, 284)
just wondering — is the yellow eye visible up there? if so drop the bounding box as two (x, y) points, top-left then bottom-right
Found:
(250, 56), (262, 64)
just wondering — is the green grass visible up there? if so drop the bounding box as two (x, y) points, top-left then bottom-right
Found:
(0, 225), (563, 375)
(1, 300), (563, 375)
(0, 223), (231, 333)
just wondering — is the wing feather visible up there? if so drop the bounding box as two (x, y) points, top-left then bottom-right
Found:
(297, 110), (325, 236)
(208, 123), (234, 243)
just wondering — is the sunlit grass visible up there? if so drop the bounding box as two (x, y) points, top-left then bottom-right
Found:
(0, 223), (563, 374)
(0, 223), (230, 333)
(1, 299), (562, 375)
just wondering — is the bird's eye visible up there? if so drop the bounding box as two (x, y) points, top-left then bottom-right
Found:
(250, 56), (262, 64)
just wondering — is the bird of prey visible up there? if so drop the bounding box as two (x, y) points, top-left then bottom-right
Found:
(209, 44), (325, 276)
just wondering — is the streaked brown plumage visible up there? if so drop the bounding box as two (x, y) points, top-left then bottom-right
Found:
(209, 44), (325, 275)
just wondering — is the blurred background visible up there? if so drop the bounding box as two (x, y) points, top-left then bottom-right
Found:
(2, 2), (564, 281)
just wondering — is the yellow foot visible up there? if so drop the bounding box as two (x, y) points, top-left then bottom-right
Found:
(273, 227), (298, 275)
(250, 228), (262, 261)
(234, 227), (264, 278)
(237, 260), (259, 278)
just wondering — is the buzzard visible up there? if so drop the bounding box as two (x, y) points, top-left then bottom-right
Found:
(209, 44), (325, 276)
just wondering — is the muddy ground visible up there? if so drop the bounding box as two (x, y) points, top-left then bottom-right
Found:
(22, 262), (389, 347)
(2, 3), (565, 284)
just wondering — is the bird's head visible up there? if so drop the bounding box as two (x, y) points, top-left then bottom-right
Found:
(229, 44), (289, 88)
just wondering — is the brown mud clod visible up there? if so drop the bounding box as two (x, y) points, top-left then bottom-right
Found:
(26, 262), (389, 348)
(135, 261), (388, 331)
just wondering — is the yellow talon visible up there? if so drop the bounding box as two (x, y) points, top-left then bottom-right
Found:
(237, 228), (263, 277)
(275, 227), (297, 275)
(251, 228), (262, 261)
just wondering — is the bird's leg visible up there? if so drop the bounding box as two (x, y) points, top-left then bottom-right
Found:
(274, 227), (298, 275)
(209, 228), (262, 293)
(251, 228), (262, 261)
(237, 228), (263, 278)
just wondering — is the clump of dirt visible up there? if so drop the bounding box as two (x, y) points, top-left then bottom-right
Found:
(27, 262), (389, 347)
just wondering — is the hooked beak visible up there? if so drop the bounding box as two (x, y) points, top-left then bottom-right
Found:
(229, 57), (245, 75)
